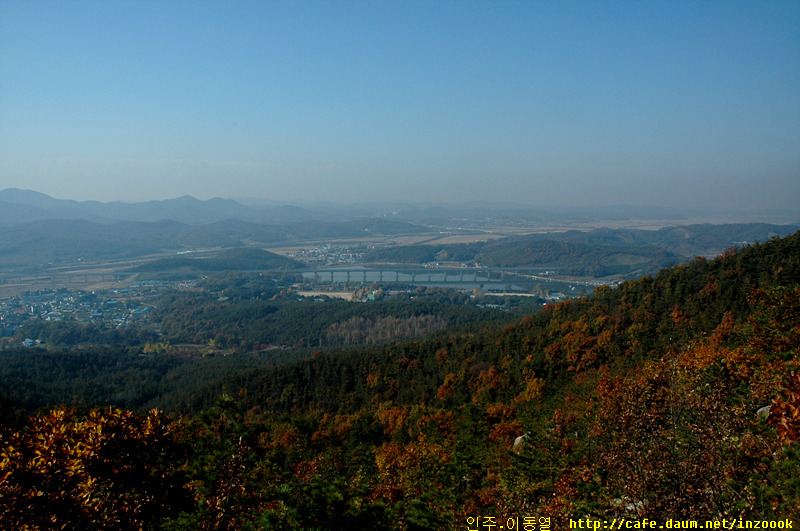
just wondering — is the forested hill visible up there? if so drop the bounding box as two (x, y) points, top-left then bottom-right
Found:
(1, 232), (798, 529)
(159, 230), (799, 525)
(362, 222), (798, 278)
(171, 231), (800, 415)
(132, 247), (303, 273)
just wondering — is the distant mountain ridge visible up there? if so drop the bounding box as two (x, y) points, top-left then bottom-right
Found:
(4, 189), (798, 227)
(0, 188), (332, 226)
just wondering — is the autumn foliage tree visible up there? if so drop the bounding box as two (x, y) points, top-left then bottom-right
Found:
(0, 407), (189, 530)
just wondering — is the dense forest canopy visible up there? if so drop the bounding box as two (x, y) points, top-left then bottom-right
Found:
(2, 284), (529, 412)
(1, 231), (798, 529)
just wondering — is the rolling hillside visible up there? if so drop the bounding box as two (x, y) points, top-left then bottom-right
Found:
(363, 223), (798, 278)
(1, 231), (798, 528)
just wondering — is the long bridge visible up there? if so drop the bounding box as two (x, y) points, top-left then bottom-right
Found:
(0, 268), (547, 287)
(302, 267), (557, 285)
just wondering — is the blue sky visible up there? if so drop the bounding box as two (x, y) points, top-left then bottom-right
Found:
(1, 1), (798, 211)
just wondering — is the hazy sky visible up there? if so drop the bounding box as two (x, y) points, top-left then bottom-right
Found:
(1, 1), (798, 210)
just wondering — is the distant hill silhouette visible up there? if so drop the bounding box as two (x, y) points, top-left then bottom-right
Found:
(1, 189), (797, 276)
(3, 189), (799, 228)
(0, 188), (331, 225)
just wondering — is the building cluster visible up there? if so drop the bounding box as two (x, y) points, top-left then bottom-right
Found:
(0, 286), (156, 340)
(286, 244), (364, 265)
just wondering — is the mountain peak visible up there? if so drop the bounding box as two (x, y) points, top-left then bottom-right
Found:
(0, 188), (60, 205)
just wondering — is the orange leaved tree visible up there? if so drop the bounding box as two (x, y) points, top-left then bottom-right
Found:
(0, 407), (190, 530)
